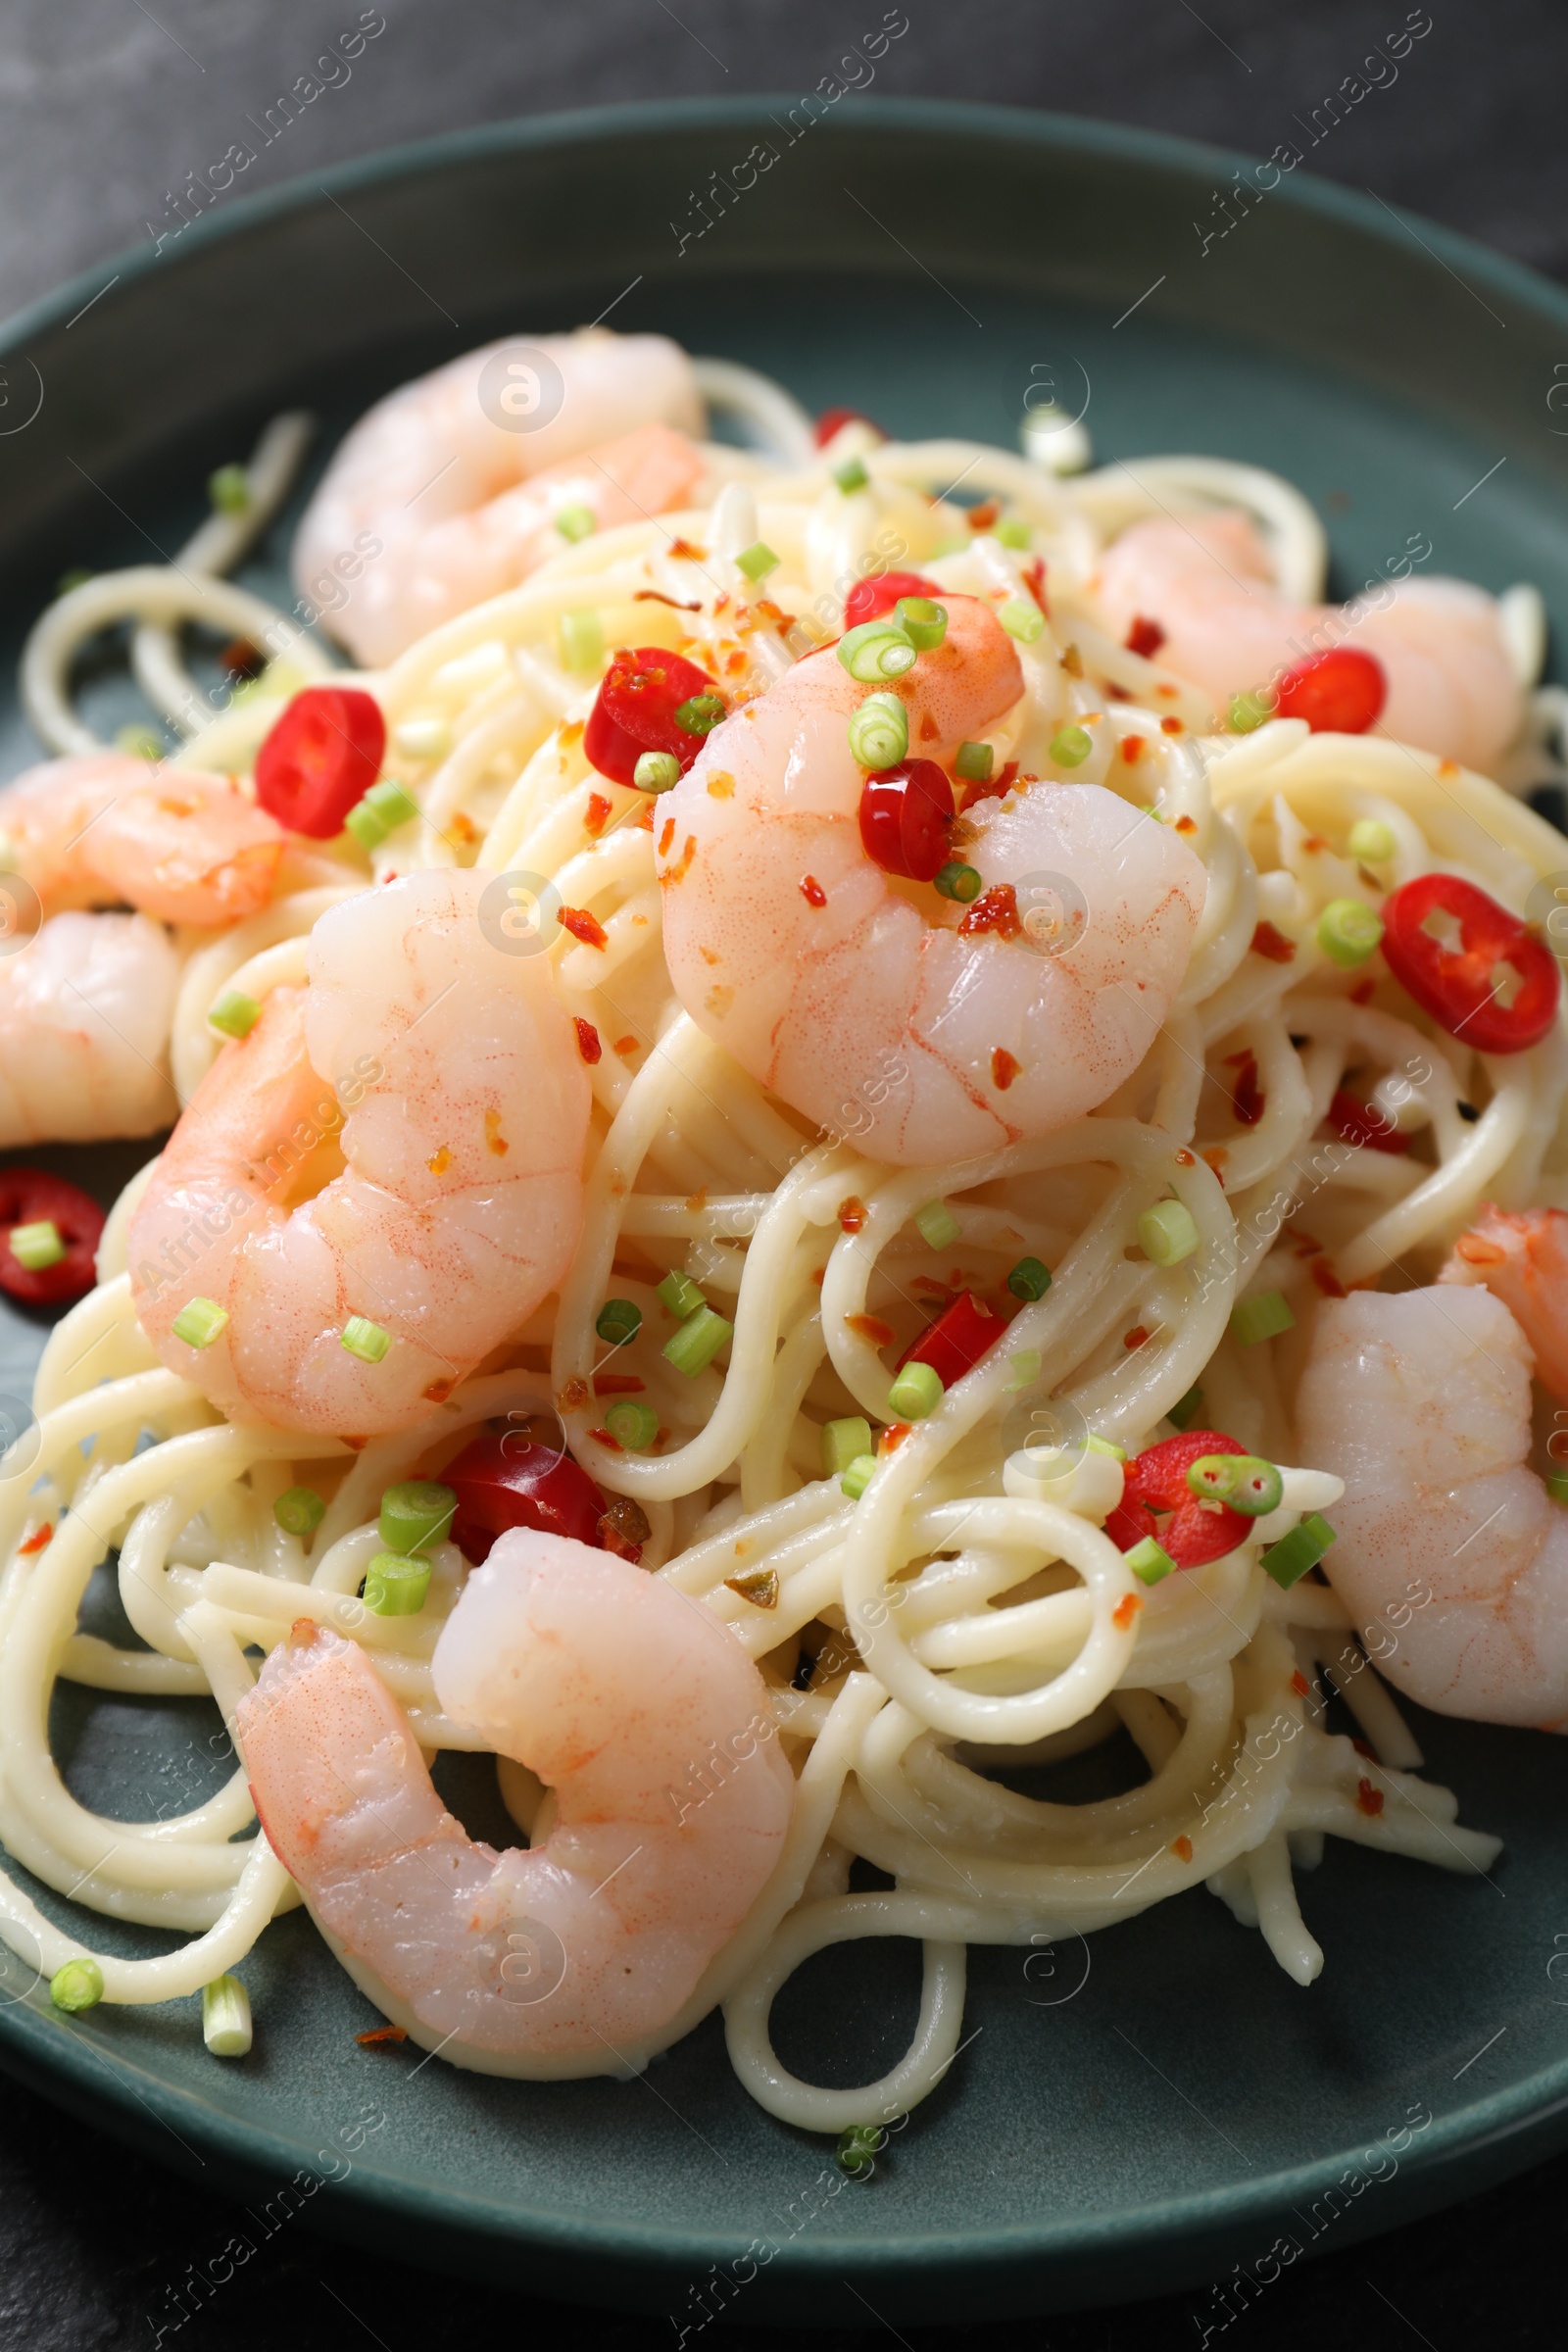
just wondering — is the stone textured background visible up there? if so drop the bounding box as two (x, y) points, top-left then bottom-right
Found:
(2, 3), (1565, 2345)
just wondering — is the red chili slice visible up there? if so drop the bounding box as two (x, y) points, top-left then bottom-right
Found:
(1327, 1090), (1408, 1154)
(443, 1427), (637, 1563)
(1272, 648), (1386, 734)
(584, 647), (722, 787)
(842, 569), (943, 630)
(815, 407), (885, 448)
(0, 1169), (104, 1307)
(1381, 872), (1560, 1054)
(254, 686), (386, 838)
(1106, 1430), (1252, 1570)
(896, 1291), (1003, 1386)
(858, 759), (955, 883)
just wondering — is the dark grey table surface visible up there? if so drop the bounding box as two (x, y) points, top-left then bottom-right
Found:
(4, 2), (1568, 2344)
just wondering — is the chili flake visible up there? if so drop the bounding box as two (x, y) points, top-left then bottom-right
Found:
(838, 1196), (867, 1234)
(801, 874), (827, 906)
(1171, 1833), (1194, 1861)
(1250, 921), (1297, 963)
(846, 1313), (895, 1347)
(1355, 1776), (1385, 1818)
(1125, 615), (1166, 659)
(574, 1018), (603, 1065)
(560, 906), (609, 949)
(992, 1047), (1021, 1091)
(584, 792), (612, 838)
(1112, 1592), (1143, 1631)
(958, 884), (1023, 939)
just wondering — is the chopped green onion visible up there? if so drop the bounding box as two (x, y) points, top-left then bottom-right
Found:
(1187, 1453), (1248, 1501)
(1348, 818), (1396, 864)
(378, 1480), (457, 1555)
(1126, 1536), (1175, 1587)
(833, 456), (870, 494)
(914, 1200), (961, 1251)
(838, 620), (916, 684)
(1004, 1348), (1041, 1391)
(847, 691), (909, 771)
(840, 1453), (877, 1500)
(554, 503), (597, 543)
(364, 1552), (431, 1616)
(172, 1298), (228, 1349)
(57, 568), (93, 597)
(895, 596), (948, 651)
(202, 1973), (253, 2057)
(208, 989), (262, 1041)
(273, 1486), (324, 1539)
(344, 778), (419, 852)
(888, 1360), (943, 1420)
(50, 1956), (104, 2012)
(1317, 898), (1384, 969)
(821, 1416), (873, 1477)
(837, 2123), (883, 2179)
(559, 609), (605, 672)
(9, 1221), (64, 1271)
(597, 1298), (643, 1345)
(954, 740), (994, 784)
(933, 860), (983, 903)
(999, 597), (1045, 643)
(1137, 1199), (1200, 1268)
(115, 724), (165, 760)
(996, 517), (1032, 550)
(605, 1399), (660, 1452)
(1549, 1469), (1568, 1507)
(1050, 724), (1093, 767)
(208, 463), (250, 514)
(1006, 1255), (1052, 1302)
(1167, 1385), (1204, 1432)
(1086, 1434), (1128, 1461)
(1226, 1456), (1285, 1516)
(663, 1304), (734, 1377)
(674, 693), (726, 734)
(1261, 1512), (1337, 1591)
(392, 716), (452, 761)
(340, 1315), (391, 1364)
(656, 1270), (705, 1321)
(631, 750), (681, 795)
(736, 540), (781, 581)
(1227, 690), (1274, 733)
(1230, 1290), (1295, 1348)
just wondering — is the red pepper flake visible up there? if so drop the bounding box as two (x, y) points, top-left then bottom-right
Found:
(614, 1035), (638, 1055)
(1300, 834), (1329, 855)
(17, 1524), (51, 1554)
(1455, 1234), (1506, 1266)
(1174, 812), (1197, 833)
(1224, 1049), (1265, 1127)
(881, 1420), (912, 1452)
(1112, 1592), (1143, 1632)
(1352, 1737), (1377, 1759)
(593, 1373), (646, 1396)
(1327, 1091), (1408, 1155)
(1022, 556), (1048, 613)
(219, 637), (267, 680)
(1124, 1325), (1150, 1350)
(1201, 1147), (1228, 1186)
(658, 817), (676, 857)
(958, 884), (1023, 940)
(356, 2024), (408, 2047)
(342, 1435), (368, 1452)
(667, 537), (707, 561)
(1438, 758), (1459, 779)
(919, 713), (941, 743)
(1125, 615), (1166, 660)
(1250, 921), (1297, 963)
(1175, 1149), (1195, 1166)
(968, 499), (1001, 531)
(573, 1017), (603, 1065)
(800, 874), (827, 906)
(659, 834), (699, 888)
(1162, 716), (1186, 737)
(1293, 1231), (1324, 1257)
(557, 1377), (590, 1414)
(1355, 1776), (1385, 1817)
(423, 1378), (455, 1404)
(583, 791), (612, 838)
(811, 1266), (825, 1286)
(589, 1425), (622, 1451)
(559, 720), (585, 748)
(846, 1312), (895, 1347)
(1349, 975), (1376, 1004)
(960, 759), (1020, 813)
(1311, 1259), (1348, 1299)
(992, 1047), (1020, 1091)
(560, 906), (609, 949)
(484, 1108), (509, 1157)
(633, 588), (702, 612)
(838, 1196), (867, 1234)
(1171, 1833), (1194, 1861)
(1291, 1670), (1310, 1696)
(1120, 735), (1146, 764)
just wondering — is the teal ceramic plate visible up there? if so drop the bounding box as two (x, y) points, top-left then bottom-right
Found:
(1, 102), (1567, 2327)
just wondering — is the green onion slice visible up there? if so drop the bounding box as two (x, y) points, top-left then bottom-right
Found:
(848, 692), (908, 771)
(821, 1416), (873, 1476)
(172, 1298), (228, 1349)
(887, 1360), (943, 1420)
(1006, 1255), (1052, 1302)
(914, 1200), (960, 1251)
(838, 620), (917, 684)
(9, 1221), (64, 1271)
(605, 1399), (660, 1452)
(378, 1480), (457, 1555)
(364, 1552), (431, 1616)
(596, 1298), (644, 1345)
(895, 596), (948, 651)
(656, 1270), (705, 1321)
(340, 1316), (391, 1363)
(273, 1486), (324, 1538)
(663, 1304), (733, 1377)
(1137, 1200), (1200, 1268)
(1230, 1290), (1296, 1348)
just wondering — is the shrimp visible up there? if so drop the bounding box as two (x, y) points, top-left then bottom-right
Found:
(656, 595), (1206, 1165)
(127, 866), (590, 1434)
(0, 911), (177, 1145)
(234, 1530), (795, 2072)
(0, 753), (286, 925)
(293, 328), (707, 665)
(1438, 1204), (1568, 1401)
(1091, 510), (1523, 774)
(1296, 1285), (1568, 1728)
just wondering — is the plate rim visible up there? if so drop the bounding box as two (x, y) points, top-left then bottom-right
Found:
(3, 93), (1568, 2313)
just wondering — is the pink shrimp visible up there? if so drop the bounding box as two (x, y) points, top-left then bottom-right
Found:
(1091, 510), (1523, 774)
(235, 1531), (795, 2072)
(0, 753), (285, 925)
(1438, 1203), (1568, 1400)
(293, 329), (707, 664)
(656, 595), (1205, 1165)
